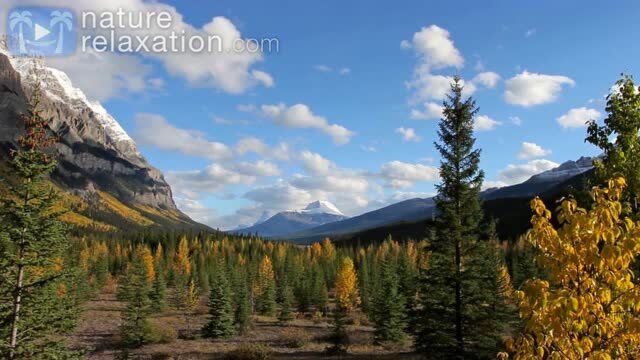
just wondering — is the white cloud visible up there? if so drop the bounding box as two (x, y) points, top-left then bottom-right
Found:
(510, 116), (523, 126)
(339, 68), (351, 75)
(504, 71), (575, 107)
(517, 142), (551, 159)
(525, 28), (537, 38)
(404, 25), (464, 69)
(472, 71), (501, 88)
(396, 127), (421, 142)
(261, 103), (354, 144)
(47, 49), (153, 101)
(494, 159), (559, 186)
(251, 70), (275, 88)
(232, 160), (281, 177)
(299, 151), (334, 175)
(474, 115), (502, 131)
(410, 102), (443, 120)
(3, 0), (273, 99)
(167, 163), (256, 195)
(134, 113), (232, 160)
(556, 107), (601, 129)
(379, 161), (439, 188)
(234, 137), (291, 160)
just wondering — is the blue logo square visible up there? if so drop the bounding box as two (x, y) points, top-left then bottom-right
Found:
(7, 7), (76, 57)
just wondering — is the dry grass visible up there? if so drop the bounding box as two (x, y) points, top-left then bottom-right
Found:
(68, 293), (419, 359)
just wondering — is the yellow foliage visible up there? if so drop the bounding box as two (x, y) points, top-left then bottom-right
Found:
(321, 238), (336, 261)
(174, 237), (191, 276)
(97, 191), (154, 226)
(254, 255), (275, 297)
(311, 242), (323, 260)
(502, 178), (640, 359)
(334, 257), (360, 312)
(137, 245), (155, 284)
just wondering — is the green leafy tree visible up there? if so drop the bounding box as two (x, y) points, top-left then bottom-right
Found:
(0, 80), (80, 359)
(202, 274), (235, 339)
(587, 75), (640, 213)
(414, 78), (509, 358)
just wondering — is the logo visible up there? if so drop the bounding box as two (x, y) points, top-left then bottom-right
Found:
(7, 7), (75, 56)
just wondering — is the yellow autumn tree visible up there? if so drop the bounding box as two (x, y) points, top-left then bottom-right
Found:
(334, 257), (360, 312)
(137, 245), (155, 285)
(501, 178), (640, 359)
(174, 237), (191, 277)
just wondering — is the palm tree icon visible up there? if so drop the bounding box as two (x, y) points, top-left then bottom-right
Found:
(50, 11), (73, 54)
(9, 11), (32, 54)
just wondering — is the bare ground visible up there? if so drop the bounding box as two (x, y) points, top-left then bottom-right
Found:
(67, 293), (420, 359)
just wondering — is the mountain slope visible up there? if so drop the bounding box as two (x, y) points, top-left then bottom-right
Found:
(235, 201), (347, 237)
(284, 157), (594, 243)
(0, 51), (205, 232)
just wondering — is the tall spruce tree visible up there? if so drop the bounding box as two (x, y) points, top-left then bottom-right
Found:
(202, 274), (235, 339)
(0, 79), (80, 359)
(413, 78), (507, 358)
(234, 274), (253, 334)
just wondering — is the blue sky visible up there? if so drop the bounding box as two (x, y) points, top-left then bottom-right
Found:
(3, 0), (639, 229)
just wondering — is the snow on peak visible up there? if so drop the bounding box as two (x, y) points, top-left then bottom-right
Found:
(299, 200), (344, 216)
(4, 52), (137, 148)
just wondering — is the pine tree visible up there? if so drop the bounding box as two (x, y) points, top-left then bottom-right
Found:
(182, 279), (200, 339)
(202, 274), (235, 339)
(149, 271), (167, 313)
(278, 283), (295, 323)
(234, 275), (253, 334)
(119, 250), (154, 348)
(0, 79), (80, 359)
(414, 78), (508, 358)
(372, 260), (407, 344)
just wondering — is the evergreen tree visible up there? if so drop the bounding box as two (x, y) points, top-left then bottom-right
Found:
(278, 283), (295, 323)
(414, 78), (508, 358)
(202, 274), (235, 339)
(372, 260), (407, 344)
(149, 272), (167, 313)
(255, 256), (277, 316)
(234, 275), (253, 334)
(119, 250), (154, 348)
(0, 79), (80, 359)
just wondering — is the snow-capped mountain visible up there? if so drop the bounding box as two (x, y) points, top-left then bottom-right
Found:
(234, 201), (348, 238)
(0, 49), (200, 230)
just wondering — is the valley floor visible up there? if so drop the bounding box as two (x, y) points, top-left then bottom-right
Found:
(68, 292), (419, 359)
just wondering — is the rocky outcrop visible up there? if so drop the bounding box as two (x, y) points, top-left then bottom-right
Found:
(0, 51), (192, 225)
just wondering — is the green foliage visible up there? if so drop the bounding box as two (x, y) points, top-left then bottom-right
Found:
(202, 274), (235, 339)
(233, 270), (253, 334)
(149, 272), (167, 312)
(587, 75), (640, 213)
(414, 78), (513, 359)
(278, 283), (295, 323)
(119, 253), (154, 348)
(0, 80), (80, 359)
(372, 260), (407, 344)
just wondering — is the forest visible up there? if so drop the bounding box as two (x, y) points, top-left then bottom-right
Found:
(2, 75), (640, 360)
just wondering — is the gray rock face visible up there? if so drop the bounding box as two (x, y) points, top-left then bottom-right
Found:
(0, 52), (179, 212)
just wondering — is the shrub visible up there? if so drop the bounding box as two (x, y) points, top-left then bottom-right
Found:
(149, 321), (178, 344)
(226, 343), (272, 360)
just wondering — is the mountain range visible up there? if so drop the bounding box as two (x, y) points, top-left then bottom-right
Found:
(252, 157), (595, 243)
(0, 49), (205, 232)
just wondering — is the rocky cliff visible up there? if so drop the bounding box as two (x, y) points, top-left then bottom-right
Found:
(0, 50), (203, 231)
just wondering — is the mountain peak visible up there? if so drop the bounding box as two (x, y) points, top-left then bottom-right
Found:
(300, 200), (344, 216)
